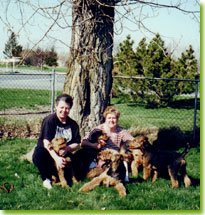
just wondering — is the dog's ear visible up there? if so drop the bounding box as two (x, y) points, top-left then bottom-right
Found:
(111, 154), (120, 162)
(143, 136), (148, 142)
(142, 139), (152, 150)
(88, 129), (103, 143)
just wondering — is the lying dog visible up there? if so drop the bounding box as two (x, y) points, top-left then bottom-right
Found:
(48, 137), (78, 188)
(86, 140), (132, 181)
(79, 148), (130, 197)
(90, 130), (130, 182)
(129, 135), (191, 188)
(89, 129), (131, 183)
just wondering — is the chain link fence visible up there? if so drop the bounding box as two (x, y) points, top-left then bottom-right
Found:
(0, 69), (65, 118)
(0, 69), (200, 142)
(112, 75), (200, 143)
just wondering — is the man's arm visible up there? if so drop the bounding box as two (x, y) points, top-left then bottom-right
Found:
(59, 143), (80, 156)
(43, 139), (66, 168)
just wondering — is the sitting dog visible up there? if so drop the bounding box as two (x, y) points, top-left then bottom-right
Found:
(79, 148), (130, 197)
(129, 136), (146, 177)
(130, 149), (143, 177)
(48, 137), (78, 188)
(129, 135), (191, 188)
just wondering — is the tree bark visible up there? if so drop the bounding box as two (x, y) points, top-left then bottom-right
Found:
(63, 1), (114, 137)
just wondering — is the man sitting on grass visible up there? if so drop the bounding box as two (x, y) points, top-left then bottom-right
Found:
(32, 94), (81, 189)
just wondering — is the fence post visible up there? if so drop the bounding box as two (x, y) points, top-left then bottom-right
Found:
(51, 69), (56, 113)
(193, 80), (199, 142)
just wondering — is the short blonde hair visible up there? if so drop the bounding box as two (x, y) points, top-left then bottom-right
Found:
(103, 106), (120, 119)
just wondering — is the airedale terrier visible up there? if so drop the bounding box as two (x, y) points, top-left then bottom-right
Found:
(48, 137), (78, 188)
(79, 148), (130, 197)
(129, 135), (191, 188)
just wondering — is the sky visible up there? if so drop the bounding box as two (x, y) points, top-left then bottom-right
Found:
(0, 0), (200, 61)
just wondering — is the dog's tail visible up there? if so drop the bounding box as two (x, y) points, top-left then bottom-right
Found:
(180, 142), (191, 158)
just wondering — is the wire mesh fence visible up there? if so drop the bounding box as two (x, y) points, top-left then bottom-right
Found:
(112, 75), (200, 142)
(0, 69), (65, 118)
(0, 69), (200, 141)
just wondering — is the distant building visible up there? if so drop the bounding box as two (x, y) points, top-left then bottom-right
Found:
(1, 57), (21, 72)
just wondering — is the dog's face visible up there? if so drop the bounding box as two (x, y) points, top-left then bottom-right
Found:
(98, 149), (119, 161)
(98, 149), (121, 174)
(50, 137), (67, 153)
(129, 135), (148, 150)
(88, 129), (108, 146)
(97, 134), (109, 146)
(132, 149), (143, 157)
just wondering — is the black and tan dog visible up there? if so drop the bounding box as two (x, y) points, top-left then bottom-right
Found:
(129, 135), (191, 188)
(73, 129), (109, 181)
(48, 137), (78, 188)
(79, 147), (131, 197)
(87, 128), (109, 147)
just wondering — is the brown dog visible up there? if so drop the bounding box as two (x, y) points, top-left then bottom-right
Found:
(79, 148), (129, 197)
(129, 135), (191, 188)
(48, 137), (78, 188)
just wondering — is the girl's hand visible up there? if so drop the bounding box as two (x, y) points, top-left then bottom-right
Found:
(94, 143), (102, 150)
(98, 139), (107, 146)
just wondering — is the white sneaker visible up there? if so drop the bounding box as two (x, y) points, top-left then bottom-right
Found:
(89, 161), (97, 169)
(43, 179), (52, 189)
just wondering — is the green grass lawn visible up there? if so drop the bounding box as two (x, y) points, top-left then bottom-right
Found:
(0, 88), (51, 110)
(0, 138), (200, 211)
(111, 101), (200, 135)
(115, 103), (199, 132)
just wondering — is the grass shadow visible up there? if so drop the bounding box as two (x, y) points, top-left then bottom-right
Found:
(169, 98), (200, 110)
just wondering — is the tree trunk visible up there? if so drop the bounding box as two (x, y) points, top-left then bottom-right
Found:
(63, 1), (114, 137)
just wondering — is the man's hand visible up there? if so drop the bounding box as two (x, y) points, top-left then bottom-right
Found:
(59, 143), (80, 157)
(59, 148), (66, 157)
(55, 155), (66, 169)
